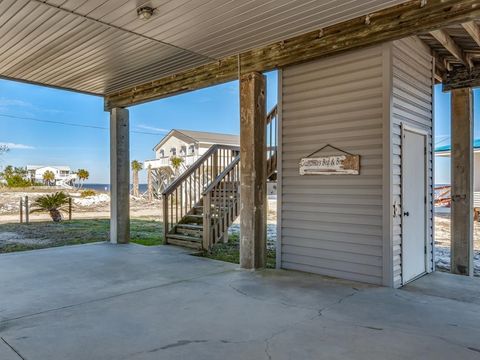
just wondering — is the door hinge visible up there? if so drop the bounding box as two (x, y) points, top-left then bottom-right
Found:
(424, 246), (427, 254)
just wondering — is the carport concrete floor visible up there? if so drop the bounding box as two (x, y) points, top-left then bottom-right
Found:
(1, 243), (480, 360)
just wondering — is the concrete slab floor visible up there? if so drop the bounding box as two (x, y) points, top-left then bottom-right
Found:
(1, 243), (480, 360)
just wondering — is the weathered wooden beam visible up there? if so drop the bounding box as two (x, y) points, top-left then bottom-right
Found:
(239, 72), (267, 269)
(443, 66), (480, 91)
(105, 0), (480, 109)
(450, 88), (473, 276)
(430, 29), (473, 68)
(462, 21), (480, 47)
(431, 49), (450, 79)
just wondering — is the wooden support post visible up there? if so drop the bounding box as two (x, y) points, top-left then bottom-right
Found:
(25, 196), (29, 224)
(110, 107), (130, 244)
(212, 150), (219, 179)
(239, 72), (267, 269)
(19, 197), (23, 224)
(163, 194), (168, 244)
(451, 88), (474, 276)
(202, 193), (211, 250)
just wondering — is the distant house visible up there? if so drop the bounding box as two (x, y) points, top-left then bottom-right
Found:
(144, 129), (277, 196)
(144, 129), (239, 194)
(435, 140), (480, 191)
(27, 165), (77, 187)
(145, 129), (240, 170)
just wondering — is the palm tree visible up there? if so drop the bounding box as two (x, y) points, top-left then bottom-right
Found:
(131, 160), (143, 197)
(147, 165), (154, 202)
(30, 192), (69, 222)
(76, 169), (89, 189)
(170, 156), (184, 177)
(43, 170), (55, 186)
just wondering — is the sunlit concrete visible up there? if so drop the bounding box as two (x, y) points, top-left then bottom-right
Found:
(1, 243), (480, 359)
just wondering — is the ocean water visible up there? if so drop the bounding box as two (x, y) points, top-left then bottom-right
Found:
(83, 184), (148, 193)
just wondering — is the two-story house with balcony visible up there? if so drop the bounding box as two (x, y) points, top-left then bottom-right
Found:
(144, 129), (240, 194)
(26, 165), (77, 188)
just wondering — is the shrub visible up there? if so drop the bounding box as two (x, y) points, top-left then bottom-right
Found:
(30, 192), (70, 222)
(6, 175), (31, 188)
(80, 189), (96, 198)
(0, 166), (31, 188)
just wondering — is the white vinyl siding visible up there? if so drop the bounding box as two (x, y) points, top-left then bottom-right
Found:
(280, 45), (385, 285)
(391, 37), (434, 287)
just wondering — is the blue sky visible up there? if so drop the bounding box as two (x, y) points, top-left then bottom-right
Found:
(0, 76), (476, 184)
(0, 72), (278, 183)
(434, 85), (480, 184)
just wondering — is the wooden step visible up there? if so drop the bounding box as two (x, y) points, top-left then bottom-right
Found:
(166, 234), (203, 250)
(175, 224), (203, 236)
(182, 214), (204, 224)
(167, 237), (203, 250)
(167, 233), (202, 242)
(191, 206), (204, 215)
(177, 223), (203, 230)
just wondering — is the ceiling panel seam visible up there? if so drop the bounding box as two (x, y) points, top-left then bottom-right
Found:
(31, 0), (218, 62)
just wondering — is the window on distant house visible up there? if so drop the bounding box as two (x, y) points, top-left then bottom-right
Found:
(170, 147), (176, 156)
(159, 149), (165, 157)
(180, 145), (187, 156)
(189, 145), (195, 155)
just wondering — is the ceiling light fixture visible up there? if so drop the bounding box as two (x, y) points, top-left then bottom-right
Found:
(137, 6), (154, 20)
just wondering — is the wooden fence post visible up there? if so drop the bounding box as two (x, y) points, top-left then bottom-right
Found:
(19, 197), (23, 224)
(25, 196), (29, 224)
(69, 197), (72, 220)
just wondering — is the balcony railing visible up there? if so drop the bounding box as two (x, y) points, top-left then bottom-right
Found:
(145, 154), (201, 169)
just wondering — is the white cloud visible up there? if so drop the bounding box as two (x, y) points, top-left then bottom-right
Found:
(136, 124), (169, 133)
(0, 98), (31, 107)
(0, 142), (35, 150)
(0, 97), (63, 114)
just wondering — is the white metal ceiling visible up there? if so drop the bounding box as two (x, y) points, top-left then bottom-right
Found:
(0, 0), (405, 95)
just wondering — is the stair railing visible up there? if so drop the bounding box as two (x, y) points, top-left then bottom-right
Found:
(202, 155), (241, 249)
(162, 144), (240, 243)
(266, 105), (278, 178)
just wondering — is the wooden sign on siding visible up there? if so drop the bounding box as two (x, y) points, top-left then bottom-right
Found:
(299, 145), (360, 175)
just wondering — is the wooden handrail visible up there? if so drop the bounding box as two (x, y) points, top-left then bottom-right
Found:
(163, 104), (276, 249)
(266, 105), (277, 125)
(162, 144), (239, 196)
(202, 155), (240, 195)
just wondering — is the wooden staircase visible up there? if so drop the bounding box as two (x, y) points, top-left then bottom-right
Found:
(162, 105), (277, 250)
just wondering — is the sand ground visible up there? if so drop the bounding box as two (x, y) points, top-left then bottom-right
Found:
(0, 188), (477, 250)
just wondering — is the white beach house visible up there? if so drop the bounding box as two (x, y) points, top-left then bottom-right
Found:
(144, 129), (240, 193)
(26, 165), (77, 187)
(145, 129), (240, 168)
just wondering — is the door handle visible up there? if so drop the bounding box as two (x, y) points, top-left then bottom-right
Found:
(403, 211), (410, 217)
